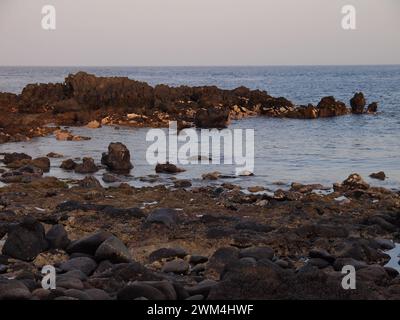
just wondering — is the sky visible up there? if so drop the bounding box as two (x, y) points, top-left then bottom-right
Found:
(0, 0), (399, 66)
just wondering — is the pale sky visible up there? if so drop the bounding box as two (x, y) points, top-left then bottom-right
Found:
(0, 0), (399, 66)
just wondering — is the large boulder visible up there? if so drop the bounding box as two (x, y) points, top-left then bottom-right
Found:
(94, 236), (132, 263)
(101, 142), (133, 173)
(2, 153), (32, 165)
(2, 217), (48, 261)
(67, 231), (112, 255)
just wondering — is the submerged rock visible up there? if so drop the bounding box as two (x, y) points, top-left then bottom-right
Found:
(370, 171), (386, 181)
(74, 157), (99, 174)
(155, 162), (185, 174)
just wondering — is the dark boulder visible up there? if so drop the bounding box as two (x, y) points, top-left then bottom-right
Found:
(60, 159), (77, 171)
(367, 102), (378, 113)
(2, 217), (48, 261)
(67, 231), (112, 255)
(194, 108), (230, 129)
(60, 257), (97, 276)
(145, 208), (179, 228)
(94, 236), (132, 263)
(45, 224), (70, 250)
(74, 157), (98, 174)
(101, 142), (133, 173)
(2, 153), (31, 165)
(369, 171), (386, 181)
(350, 92), (366, 114)
(317, 96), (348, 117)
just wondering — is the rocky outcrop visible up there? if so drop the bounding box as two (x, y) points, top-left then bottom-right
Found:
(101, 142), (133, 173)
(0, 72), (379, 144)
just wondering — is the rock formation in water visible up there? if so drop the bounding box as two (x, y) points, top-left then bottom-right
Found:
(0, 72), (378, 143)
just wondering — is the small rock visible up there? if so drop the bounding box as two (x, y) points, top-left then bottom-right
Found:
(74, 157), (98, 174)
(342, 173), (370, 190)
(95, 236), (132, 263)
(146, 208), (178, 228)
(117, 283), (165, 300)
(47, 152), (64, 158)
(60, 159), (77, 170)
(202, 172), (221, 180)
(370, 171), (386, 181)
(0, 279), (31, 300)
(239, 246), (274, 261)
(102, 173), (121, 183)
(45, 224), (70, 250)
(309, 248), (335, 264)
(60, 257), (97, 276)
(78, 176), (102, 188)
(162, 259), (190, 274)
(173, 180), (192, 188)
(155, 162), (185, 174)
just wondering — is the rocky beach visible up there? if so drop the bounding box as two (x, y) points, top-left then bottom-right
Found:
(1, 72), (400, 300)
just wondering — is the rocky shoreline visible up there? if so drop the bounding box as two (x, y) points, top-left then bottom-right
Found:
(0, 144), (400, 300)
(0, 72), (378, 144)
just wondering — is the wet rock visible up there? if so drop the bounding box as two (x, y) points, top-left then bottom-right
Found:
(101, 142), (133, 173)
(2, 217), (48, 261)
(239, 246), (274, 261)
(155, 162), (185, 174)
(374, 239), (395, 250)
(149, 247), (187, 262)
(162, 259), (189, 274)
(206, 226), (235, 239)
(194, 108), (230, 129)
(350, 92), (366, 114)
(74, 157), (99, 174)
(370, 171), (386, 181)
(60, 159), (77, 170)
(342, 173), (370, 190)
(0, 279), (31, 300)
(173, 179), (192, 188)
(317, 96), (348, 117)
(45, 224), (70, 250)
(145, 208), (178, 228)
(95, 236), (132, 263)
(202, 171), (221, 180)
(60, 257), (97, 276)
(117, 283), (165, 300)
(31, 157), (50, 172)
(47, 152), (63, 158)
(67, 231), (112, 255)
(102, 173), (121, 183)
(367, 102), (378, 113)
(2, 153), (32, 165)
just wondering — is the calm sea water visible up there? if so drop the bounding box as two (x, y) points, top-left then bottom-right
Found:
(0, 66), (399, 190)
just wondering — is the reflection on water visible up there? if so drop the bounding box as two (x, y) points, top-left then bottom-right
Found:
(385, 244), (400, 272)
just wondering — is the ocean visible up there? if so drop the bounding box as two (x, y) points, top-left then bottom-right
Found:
(0, 65), (399, 190)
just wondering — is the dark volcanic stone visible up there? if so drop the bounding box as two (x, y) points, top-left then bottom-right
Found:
(101, 142), (133, 173)
(149, 247), (187, 262)
(239, 246), (274, 261)
(145, 208), (178, 228)
(67, 231), (112, 255)
(369, 171), (386, 181)
(95, 236), (132, 263)
(3, 153), (31, 165)
(60, 257), (97, 276)
(117, 283), (165, 300)
(74, 157), (98, 174)
(0, 279), (31, 300)
(155, 162), (185, 174)
(45, 224), (70, 249)
(350, 92), (366, 114)
(162, 259), (190, 274)
(2, 217), (48, 261)
(309, 248), (335, 264)
(60, 159), (77, 170)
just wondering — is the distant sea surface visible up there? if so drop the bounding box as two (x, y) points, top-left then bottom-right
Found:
(0, 66), (399, 190)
